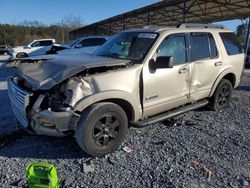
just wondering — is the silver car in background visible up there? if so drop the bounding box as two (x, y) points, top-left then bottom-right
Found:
(57, 36), (109, 55)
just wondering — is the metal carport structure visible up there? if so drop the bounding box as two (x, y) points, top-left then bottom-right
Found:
(70, 0), (250, 50)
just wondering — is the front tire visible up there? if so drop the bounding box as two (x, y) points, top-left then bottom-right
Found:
(75, 102), (128, 157)
(16, 53), (28, 58)
(209, 79), (233, 111)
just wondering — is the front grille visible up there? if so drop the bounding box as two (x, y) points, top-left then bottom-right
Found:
(8, 78), (32, 127)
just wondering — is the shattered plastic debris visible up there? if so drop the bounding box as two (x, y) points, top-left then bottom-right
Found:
(153, 141), (165, 145)
(83, 160), (94, 173)
(122, 146), (134, 153)
(228, 182), (238, 188)
(9, 178), (23, 187)
(168, 168), (174, 174)
(107, 157), (117, 165)
(191, 160), (214, 180)
(191, 160), (201, 170)
(203, 166), (213, 180)
(185, 120), (196, 126)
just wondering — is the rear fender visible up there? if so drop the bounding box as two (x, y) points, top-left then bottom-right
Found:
(209, 68), (236, 97)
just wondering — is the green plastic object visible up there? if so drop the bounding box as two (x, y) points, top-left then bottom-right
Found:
(26, 162), (59, 188)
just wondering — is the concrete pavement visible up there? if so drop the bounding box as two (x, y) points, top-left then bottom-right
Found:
(0, 62), (17, 135)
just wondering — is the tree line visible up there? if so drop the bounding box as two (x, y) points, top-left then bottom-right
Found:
(0, 15), (84, 47)
(0, 17), (248, 48)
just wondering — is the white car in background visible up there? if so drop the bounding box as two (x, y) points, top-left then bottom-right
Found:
(57, 36), (108, 55)
(13, 39), (56, 58)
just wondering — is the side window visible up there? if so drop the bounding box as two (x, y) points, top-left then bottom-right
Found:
(79, 38), (107, 48)
(219, 32), (242, 55)
(30, 41), (40, 47)
(39, 40), (53, 46)
(190, 33), (210, 61)
(92, 38), (107, 46)
(157, 34), (186, 65)
(208, 33), (218, 58)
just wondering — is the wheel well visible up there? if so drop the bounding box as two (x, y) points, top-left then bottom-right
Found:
(101, 99), (134, 122)
(222, 73), (236, 87)
(17, 52), (28, 57)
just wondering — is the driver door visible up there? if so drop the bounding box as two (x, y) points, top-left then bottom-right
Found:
(143, 33), (192, 117)
(27, 41), (43, 54)
(29, 40), (52, 56)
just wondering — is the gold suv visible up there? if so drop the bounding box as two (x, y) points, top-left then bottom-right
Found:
(8, 24), (244, 156)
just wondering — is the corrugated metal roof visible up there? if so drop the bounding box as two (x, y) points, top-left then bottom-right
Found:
(70, 0), (250, 39)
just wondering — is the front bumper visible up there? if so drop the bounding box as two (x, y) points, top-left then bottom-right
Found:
(32, 95), (78, 131)
(8, 79), (79, 134)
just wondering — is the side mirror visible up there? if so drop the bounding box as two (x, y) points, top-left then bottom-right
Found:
(149, 56), (173, 70)
(75, 44), (82, 48)
(23, 46), (31, 49)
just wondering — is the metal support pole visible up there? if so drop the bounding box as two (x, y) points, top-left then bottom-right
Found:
(244, 17), (250, 54)
(122, 17), (126, 30)
(61, 20), (64, 44)
(183, 0), (187, 23)
(147, 12), (150, 26)
(109, 23), (112, 36)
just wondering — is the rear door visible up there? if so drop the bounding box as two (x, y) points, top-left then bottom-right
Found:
(189, 32), (223, 101)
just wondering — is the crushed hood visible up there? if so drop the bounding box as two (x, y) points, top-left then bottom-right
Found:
(15, 54), (130, 90)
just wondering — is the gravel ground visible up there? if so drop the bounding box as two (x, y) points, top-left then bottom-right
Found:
(0, 65), (250, 187)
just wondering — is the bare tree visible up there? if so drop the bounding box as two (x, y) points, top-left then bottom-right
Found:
(60, 15), (84, 43)
(62, 15), (84, 30)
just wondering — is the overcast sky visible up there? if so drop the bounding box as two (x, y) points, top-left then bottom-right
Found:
(0, 0), (243, 31)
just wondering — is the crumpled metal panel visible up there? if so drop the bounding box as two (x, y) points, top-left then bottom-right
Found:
(16, 54), (130, 90)
(64, 77), (94, 107)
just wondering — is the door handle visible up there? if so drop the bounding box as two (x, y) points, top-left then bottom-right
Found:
(179, 67), (189, 74)
(214, 61), (222, 66)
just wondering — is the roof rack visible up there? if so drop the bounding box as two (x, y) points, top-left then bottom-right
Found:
(143, 25), (175, 29)
(178, 23), (227, 29)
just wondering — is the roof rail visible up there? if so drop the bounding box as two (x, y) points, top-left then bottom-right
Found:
(178, 23), (227, 29)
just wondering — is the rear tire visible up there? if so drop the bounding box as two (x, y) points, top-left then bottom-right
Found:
(75, 102), (128, 157)
(209, 79), (233, 111)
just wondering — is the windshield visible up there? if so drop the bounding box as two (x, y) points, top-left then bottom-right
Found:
(69, 39), (81, 48)
(94, 32), (158, 63)
(25, 41), (34, 47)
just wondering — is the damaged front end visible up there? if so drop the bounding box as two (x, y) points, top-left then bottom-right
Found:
(8, 54), (130, 136)
(8, 75), (94, 137)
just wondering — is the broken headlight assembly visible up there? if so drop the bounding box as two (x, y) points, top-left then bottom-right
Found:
(45, 76), (94, 112)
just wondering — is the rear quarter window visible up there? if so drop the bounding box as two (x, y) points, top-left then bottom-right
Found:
(40, 40), (53, 46)
(81, 38), (107, 47)
(219, 32), (242, 55)
(189, 32), (218, 61)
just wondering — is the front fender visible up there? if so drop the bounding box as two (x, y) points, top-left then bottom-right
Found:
(73, 90), (142, 122)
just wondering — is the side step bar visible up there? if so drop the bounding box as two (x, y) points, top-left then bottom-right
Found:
(135, 99), (209, 127)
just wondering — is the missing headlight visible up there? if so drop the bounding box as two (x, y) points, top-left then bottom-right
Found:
(63, 76), (94, 107)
